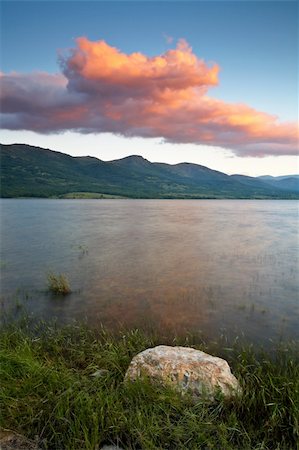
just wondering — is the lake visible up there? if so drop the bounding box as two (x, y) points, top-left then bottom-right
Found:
(1, 199), (298, 346)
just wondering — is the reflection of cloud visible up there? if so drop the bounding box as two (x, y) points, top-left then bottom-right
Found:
(1, 38), (298, 157)
(96, 285), (209, 334)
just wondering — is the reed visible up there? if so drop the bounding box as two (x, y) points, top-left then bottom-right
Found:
(47, 273), (71, 295)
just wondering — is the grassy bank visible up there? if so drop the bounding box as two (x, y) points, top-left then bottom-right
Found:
(0, 321), (298, 450)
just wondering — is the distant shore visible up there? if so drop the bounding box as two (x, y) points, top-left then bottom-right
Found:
(2, 194), (299, 200)
(2, 144), (299, 200)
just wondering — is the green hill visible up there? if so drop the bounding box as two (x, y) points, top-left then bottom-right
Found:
(1, 143), (298, 199)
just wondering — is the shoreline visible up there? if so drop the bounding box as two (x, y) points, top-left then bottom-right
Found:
(1, 320), (298, 449)
(1, 196), (299, 200)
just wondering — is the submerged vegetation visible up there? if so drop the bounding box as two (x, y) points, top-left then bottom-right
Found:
(47, 273), (71, 295)
(0, 320), (298, 449)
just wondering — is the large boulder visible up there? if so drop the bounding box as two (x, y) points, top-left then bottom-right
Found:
(125, 345), (241, 400)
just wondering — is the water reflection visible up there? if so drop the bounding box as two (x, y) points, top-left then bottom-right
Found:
(1, 199), (298, 346)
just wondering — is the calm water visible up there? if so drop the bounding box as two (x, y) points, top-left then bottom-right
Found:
(1, 199), (298, 345)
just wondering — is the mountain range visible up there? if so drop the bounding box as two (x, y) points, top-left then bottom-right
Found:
(1, 143), (298, 199)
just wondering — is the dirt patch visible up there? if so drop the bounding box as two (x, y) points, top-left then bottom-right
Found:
(0, 429), (39, 450)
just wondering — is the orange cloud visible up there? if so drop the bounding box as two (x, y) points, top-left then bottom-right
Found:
(66, 37), (218, 87)
(1, 38), (298, 156)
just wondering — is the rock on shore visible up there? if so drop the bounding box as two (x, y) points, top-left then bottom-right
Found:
(125, 345), (241, 400)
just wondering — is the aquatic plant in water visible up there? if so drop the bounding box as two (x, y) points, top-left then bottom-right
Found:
(47, 273), (71, 295)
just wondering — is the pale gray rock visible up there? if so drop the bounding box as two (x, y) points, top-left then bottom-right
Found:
(100, 446), (124, 450)
(91, 369), (110, 378)
(125, 345), (241, 400)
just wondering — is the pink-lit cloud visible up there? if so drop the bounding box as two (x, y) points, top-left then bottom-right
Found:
(1, 38), (298, 156)
(163, 34), (174, 44)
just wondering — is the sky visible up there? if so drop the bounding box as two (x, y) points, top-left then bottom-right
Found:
(1, 0), (298, 176)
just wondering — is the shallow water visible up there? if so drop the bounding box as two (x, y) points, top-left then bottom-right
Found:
(1, 199), (298, 345)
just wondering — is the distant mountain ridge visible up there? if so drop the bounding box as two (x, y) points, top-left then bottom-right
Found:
(1, 143), (298, 199)
(257, 175), (299, 192)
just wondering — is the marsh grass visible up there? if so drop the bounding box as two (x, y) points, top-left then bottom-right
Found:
(0, 320), (298, 449)
(47, 273), (71, 295)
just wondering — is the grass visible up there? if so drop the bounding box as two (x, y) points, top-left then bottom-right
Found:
(47, 273), (71, 296)
(0, 320), (298, 450)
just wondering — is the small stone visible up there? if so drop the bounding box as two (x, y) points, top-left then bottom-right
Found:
(91, 369), (110, 377)
(100, 446), (124, 450)
(125, 345), (241, 401)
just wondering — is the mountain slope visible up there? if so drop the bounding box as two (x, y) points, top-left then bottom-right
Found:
(1, 143), (298, 199)
(258, 175), (299, 192)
